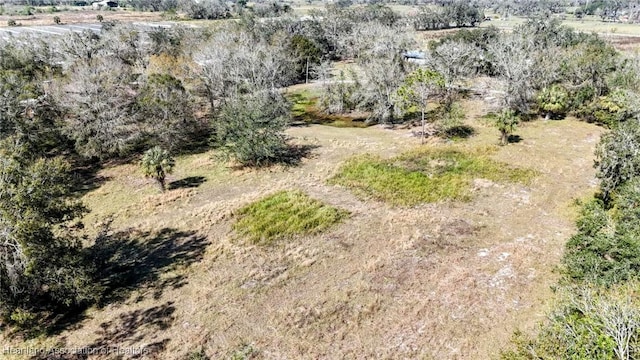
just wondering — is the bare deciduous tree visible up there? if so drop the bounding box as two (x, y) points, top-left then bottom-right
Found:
(59, 30), (104, 65)
(428, 40), (481, 104)
(488, 33), (535, 112)
(195, 29), (296, 109)
(350, 22), (413, 124)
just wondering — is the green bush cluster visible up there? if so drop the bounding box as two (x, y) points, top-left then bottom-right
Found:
(502, 286), (640, 360)
(537, 84), (569, 119)
(0, 140), (98, 325)
(563, 178), (640, 286)
(575, 90), (634, 127)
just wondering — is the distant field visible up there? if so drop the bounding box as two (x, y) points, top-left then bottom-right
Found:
(0, 8), (162, 27)
(483, 13), (640, 36)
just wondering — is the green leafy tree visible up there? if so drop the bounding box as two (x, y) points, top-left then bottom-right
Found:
(213, 91), (290, 167)
(0, 139), (95, 322)
(595, 120), (640, 200)
(141, 146), (175, 191)
(288, 34), (322, 83)
(537, 84), (569, 120)
(591, 90), (634, 128)
(397, 68), (444, 143)
(496, 108), (519, 146)
(563, 38), (618, 101)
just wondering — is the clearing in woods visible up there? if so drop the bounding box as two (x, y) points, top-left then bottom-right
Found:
(4, 98), (604, 359)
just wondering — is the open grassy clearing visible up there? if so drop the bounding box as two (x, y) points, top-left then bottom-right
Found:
(0, 95), (606, 359)
(330, 147), (537, 206)
(482, 13), (640, 37)
(233, 190), (349, 245)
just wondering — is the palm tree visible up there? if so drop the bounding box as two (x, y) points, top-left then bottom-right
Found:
(141, 146), (175, 191)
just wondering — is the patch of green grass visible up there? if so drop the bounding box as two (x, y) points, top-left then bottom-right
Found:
(233, 190), (349, 245)
(330, 147), (537, 206)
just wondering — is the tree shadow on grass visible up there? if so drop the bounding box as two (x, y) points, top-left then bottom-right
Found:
(31, 302), (176, 360)
(89, 224), (210, 306)
(508, 134), (523, 144)
(278, 143), (319, 167)
(70, 159), (110, 197)
(86, 302), (174, 359)
(444, 125), (476, 139)
(26, 226), (209, 341)
(167, 176), (207, 190)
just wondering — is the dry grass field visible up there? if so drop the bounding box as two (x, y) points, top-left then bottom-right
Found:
(0, 8), (163, 27)
(1, 87), (605, 358)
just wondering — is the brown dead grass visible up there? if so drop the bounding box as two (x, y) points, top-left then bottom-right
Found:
(1, 97), (605, 359)
(0, 8), (163, 27)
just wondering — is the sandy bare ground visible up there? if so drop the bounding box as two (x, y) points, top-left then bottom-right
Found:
(3, 99), (604, 359)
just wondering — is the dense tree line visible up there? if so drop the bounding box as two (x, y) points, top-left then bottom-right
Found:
(413, 1), (484, 30)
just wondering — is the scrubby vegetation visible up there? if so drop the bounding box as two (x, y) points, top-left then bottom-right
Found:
(502, 284), (640, 360)
(331, 148), (536, 206)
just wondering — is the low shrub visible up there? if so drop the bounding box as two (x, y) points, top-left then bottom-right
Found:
(501, 285), (640, 360)
(576, 89), (634, 128)
(564, 180), (640, 286)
